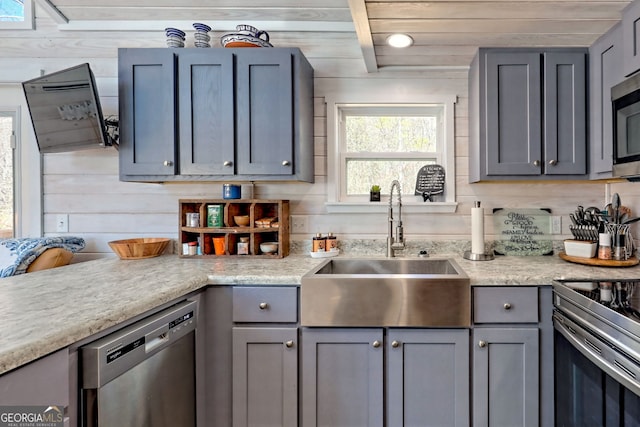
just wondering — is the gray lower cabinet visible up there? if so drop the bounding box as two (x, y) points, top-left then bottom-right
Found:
(301, 327), (469, 427)
(472, 286), (554, 427)
(469, 48), (587, 182)
(118, 47), (314, 182)
(472, 327), (539, 427)
(590, 22), (624, 178)
(231, 286), (299, 427)
(0, 349), (70, 425)
(232, 327), (298, 427)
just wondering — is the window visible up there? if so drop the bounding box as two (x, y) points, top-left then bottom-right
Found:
(326, 95), (457, 213)
(0, 0), (34, 29)
(0, 112), (15, 238)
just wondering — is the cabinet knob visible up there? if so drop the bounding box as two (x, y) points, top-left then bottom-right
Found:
(478, 340), (487, 348)
(223, 161), (233, 167)
(372, 340), (381, 348)
(282, 160), (291, 166)
(285, 340), (294, 348)
(259, 302), (269, 310)
(163, 160), (173, 167)
(533, 160), (541, 167)
(503, 303), (512, 310)
(391, 340), (400, 348)
(548, 159), (558, 166)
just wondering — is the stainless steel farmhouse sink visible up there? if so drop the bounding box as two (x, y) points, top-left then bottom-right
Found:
(301, 258), (470, 327)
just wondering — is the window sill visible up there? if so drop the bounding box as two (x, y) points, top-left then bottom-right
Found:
(325, 201), (458, 214)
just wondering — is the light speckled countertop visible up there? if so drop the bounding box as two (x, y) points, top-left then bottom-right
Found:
(1, 252), (640, 375)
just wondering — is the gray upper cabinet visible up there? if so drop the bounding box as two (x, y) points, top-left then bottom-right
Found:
(118, 48), (314, 182)
(178, 50), (235, 176)
(590, 23), (624, 178)
(118, 49), (177, 176)
(623, 0), (640, 77)
(469, 48), (588, 182)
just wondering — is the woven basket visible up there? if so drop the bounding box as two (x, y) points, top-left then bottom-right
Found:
(108, 238), (171, 259)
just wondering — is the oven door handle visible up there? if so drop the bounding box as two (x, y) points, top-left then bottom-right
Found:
(554, 314), (640, 396)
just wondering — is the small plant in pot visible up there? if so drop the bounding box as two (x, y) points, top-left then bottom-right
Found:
(370, 185), (381, 202)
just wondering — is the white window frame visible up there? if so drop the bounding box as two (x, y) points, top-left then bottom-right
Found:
(0, 0), (34, 29)
(326, 93), (458, 213)
(0, 85), (42, 238)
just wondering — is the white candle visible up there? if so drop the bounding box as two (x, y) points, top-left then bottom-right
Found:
(471, 202), (485, 255)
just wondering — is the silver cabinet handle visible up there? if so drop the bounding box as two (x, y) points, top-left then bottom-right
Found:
(391, 340), (400, 348)
(478, 340), (487, 348)
(163, 160), (173, 166)
(259, 302), (268, 310)
(282, 160), (291, 166)
(285, 340), (294, 348)
(223, 161), (233, 167)
(372, 340), (381, 348)
(503, 303), (512, 310)
(548, 159), (558, 166)
(533, 160), (541, 167)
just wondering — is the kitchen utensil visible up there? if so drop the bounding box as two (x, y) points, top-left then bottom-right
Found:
(612, 193), (621, 223)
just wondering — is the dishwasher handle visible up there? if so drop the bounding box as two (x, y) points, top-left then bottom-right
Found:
(145, 325), (170, 353)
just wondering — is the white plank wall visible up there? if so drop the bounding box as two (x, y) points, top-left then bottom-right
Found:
(2, 4), (628, 259)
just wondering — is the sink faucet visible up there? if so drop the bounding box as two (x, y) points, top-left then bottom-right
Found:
(387, 180), (405, 257)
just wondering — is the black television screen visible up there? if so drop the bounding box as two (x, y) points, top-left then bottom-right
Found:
(22, 63), (111, 153)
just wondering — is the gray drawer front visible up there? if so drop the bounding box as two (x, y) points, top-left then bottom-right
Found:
(473, 287), (538, 323)
(233, 286), (298, 323)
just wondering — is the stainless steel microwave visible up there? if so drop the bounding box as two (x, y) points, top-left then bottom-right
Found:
(612, 72), (640, 178)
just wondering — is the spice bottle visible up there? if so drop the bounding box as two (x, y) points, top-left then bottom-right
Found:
(613, 233), (627, 261)
(237, 237), (249, 255)
(312, 233), (326, 252)
(598, 233), (612, 260)
(325, 232), (338, 251)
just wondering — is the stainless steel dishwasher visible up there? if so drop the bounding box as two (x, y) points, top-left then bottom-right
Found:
(80, 299), (198, 427)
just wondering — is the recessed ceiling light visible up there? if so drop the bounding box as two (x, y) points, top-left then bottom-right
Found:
(386, 33), (413, 48)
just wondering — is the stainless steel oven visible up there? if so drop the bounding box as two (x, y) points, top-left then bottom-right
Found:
(552, 280), (640, 426)
(80, 299), (198, 427)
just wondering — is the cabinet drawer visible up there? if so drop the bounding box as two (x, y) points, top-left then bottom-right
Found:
(473, 287), (538, 323)
(233, 286), (298, 323)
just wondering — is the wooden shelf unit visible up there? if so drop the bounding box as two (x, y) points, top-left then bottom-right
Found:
(179, 199), (289, 258)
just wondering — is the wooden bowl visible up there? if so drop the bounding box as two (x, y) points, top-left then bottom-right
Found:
(234, 215), (250, 227)
(108, 238), (171, 259)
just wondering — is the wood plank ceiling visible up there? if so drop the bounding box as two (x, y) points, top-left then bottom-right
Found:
(41, 0), (632, 72)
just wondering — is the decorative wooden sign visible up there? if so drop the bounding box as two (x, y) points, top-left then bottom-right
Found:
(492, 208), (553, 256)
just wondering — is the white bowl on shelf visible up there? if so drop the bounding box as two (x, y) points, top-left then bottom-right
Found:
(260, 242), (278, 254)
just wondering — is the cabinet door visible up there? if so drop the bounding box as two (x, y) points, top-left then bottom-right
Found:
(387, 329), (469, 427)
(302, 328), (384, 427)
(118, 49), (177, 176)
(0, 348), (69, 406)
(232, 327), (298, 427)
(473, 328), (539, 427)
(544, 51), (587, 175)
(590, 23), (623, 177)
(235, 50), (294, 176)
(178, 50), (236, 175)
(623, 0), (640, 77)
(485, 51), (542, 176)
